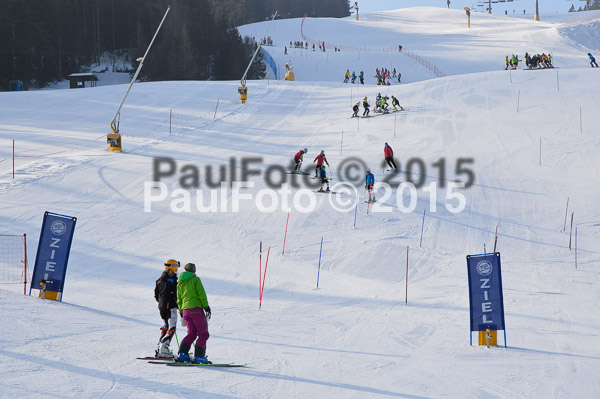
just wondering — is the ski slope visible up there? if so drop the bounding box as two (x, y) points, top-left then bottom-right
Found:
(1, 7), (600, 399)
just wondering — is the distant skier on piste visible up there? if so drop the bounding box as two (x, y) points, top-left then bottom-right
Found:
(154, 259), (180, 358)
(381, 96), (389, 112)
(359, 70), (364, 84)
(351, 71), (357, 84)
(362, 97), (370, 117)
(344, 69), (350, 83)
(293, 148), (308, 173)
(177, 263), (212, 364)
(317, 165), (330, 192)
(384, 143), (398, 171)
(313, 150), (329, 177)
(365, 168), (375, 202)
(352, 102), (360, 117)
(589, 53), (599, 68)
(391, 95), (404, 111)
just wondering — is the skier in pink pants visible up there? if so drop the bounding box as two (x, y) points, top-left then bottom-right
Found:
(177, 263), (212, 364)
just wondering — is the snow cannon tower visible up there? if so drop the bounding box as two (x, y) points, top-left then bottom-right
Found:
(106, 6), (171, 152)
(284, 61), (295, 81)
(237, 12), (278, 104)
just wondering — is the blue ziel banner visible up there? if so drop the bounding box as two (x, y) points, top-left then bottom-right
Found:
(466, 252), (505, 331)
(30, 212), (77, 296)
(260, 47), (278, 79)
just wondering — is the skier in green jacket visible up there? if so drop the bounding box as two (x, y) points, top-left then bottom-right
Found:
(176, 263), (212, 364)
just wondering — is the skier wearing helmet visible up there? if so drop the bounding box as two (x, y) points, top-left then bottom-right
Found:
(317, 165), (330, 192)
(365, 169), (375, 202)
(384, 143), (398, 171)
(177, 263), (212, 364)
(589, 53), (599, 68)
(365, 169), (375, 191)
(154, 259), (180, 358)
(293, 148), (308, 173)
(352, 102), (360, 118)
(313, 150), (330, 177)
(362, 97), (370, 117)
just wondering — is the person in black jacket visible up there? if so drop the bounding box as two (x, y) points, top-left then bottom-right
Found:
(154, 259), (180, 357)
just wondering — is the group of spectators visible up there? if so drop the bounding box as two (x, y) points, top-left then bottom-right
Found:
(375, 67), (401, 85)
(505, 52), (553, 70)
(524, 52), (553, 69)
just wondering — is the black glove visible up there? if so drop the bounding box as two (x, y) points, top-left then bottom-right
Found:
(204, 306), (211, 321)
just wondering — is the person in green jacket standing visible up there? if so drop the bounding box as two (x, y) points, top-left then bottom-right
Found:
(176, 263), (212, 364)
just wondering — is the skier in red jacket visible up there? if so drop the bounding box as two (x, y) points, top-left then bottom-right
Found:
(384, 143), (398, 170)
(293, 148), (308, 173)
(313, 150), (330, 177)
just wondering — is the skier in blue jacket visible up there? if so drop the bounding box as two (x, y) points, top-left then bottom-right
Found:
(365, 169), (375, 202)
(589, 53), (599, 68)
(365, 168), (374, 190)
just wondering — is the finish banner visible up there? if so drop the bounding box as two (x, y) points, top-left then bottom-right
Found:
(30, 212), (77, 296)
(466, 252), (505, 331)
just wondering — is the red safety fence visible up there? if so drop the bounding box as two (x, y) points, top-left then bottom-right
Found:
(300, 16), (445, 78)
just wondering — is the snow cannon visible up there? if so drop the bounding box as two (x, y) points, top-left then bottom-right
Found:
(107, 132), (122, 152)
(238, 86), (248, 104)
(284, 71), (295, 81)
(283, 61), (295, 81)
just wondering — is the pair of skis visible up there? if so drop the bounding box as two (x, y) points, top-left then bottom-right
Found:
(137, 357), (245, 367)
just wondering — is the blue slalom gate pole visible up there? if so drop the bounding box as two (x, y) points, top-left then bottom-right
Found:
(317, 236), (324, 288)
(419, 208), (426, 247)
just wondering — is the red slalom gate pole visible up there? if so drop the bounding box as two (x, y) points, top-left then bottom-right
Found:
(405, 246), (409, 304)
(259, 247), (271, 309)
(282, 213), (290, 255)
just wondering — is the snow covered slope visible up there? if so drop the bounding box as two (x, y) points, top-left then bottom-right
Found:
(1, 7), (599, 399)
(239, 8), (600, 82)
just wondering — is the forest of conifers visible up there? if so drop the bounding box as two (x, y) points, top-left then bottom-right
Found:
(0, 0), (350, 90)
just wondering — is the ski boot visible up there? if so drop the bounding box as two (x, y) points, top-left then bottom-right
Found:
(177, 352), (191, 363)
(158, 343), (174, 358)
(318, 188), (324, 192)
(192, 356), (212, 364)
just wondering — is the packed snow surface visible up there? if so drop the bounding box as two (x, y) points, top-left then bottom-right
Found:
(1, 7), (599, 399)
